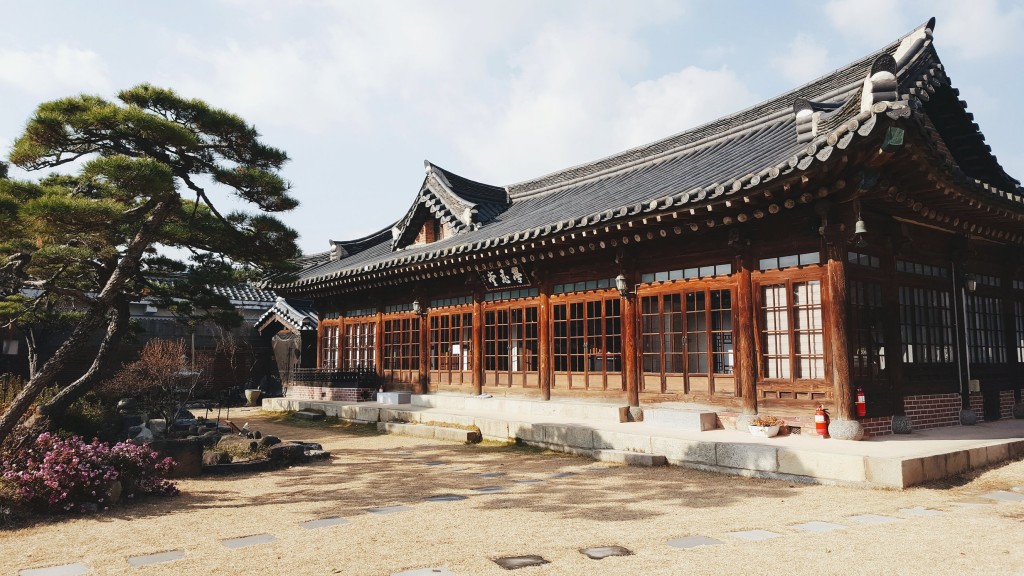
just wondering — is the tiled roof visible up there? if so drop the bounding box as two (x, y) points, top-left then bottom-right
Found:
(210, 284), (278, 305)
(274, 19), (1022, 293)
(255, 297), (318, 333)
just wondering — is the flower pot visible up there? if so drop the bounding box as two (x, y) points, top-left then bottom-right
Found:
(244, 389), (262, 407)
(748, 424), (780, 438)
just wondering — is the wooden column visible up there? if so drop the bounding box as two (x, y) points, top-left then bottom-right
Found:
(316, 318), (324, 369)
(826, 235), (855, 421)
(735, 250), (757, 415)
(538, 284), (552, 401)
(472, 294), (484, 396)
(622, 289), (639, 407)
(418, 313), (429, 395)
(374, 309), (384, 385)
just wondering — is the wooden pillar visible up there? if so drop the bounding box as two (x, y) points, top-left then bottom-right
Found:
(316, 318), (324, 369)
(538, 284), (552, 401)
(418, 313), (429, 395)
(949, 236), (972, 413)
(472, 295), (484, 396)
(622, 289), (639, 407)
(826, 236), (855, 422)
(374, 309), (384, 385)
(735, 250), (757, 415)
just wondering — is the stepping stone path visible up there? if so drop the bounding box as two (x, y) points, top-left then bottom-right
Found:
(479, 472), (506, 478)
(493, 555), (549, 570)
(727, 530), (781, 541)
(299, 517), (350, 529)
(947, 502), (991, 509)
(900, 507), (944, 517)
(791, 521), (846, 533)
(581, 546), (633, 559)
(222, 534), (277, 549)
(127, 550), (186, 567)
(392, 568), (457, 576)
(513, 479), (544, 484)
(425, 494), (468, 502)
(666, 536), (724, 549)
(19, 565), (90, 576)
(847, 514), (900, 525)
(423, 461), (446, 466)
(549, 472), (576, 479)
(981, 490), (1024, 502)
(367, 505), (413, 514)
(473, 486), (506, 494)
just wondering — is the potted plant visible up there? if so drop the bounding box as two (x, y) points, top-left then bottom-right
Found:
(748, 415), (785, 438)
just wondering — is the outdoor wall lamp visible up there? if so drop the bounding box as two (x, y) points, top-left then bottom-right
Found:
(615, 273), (631, 298)
(411, 299), (424, 315)
(963, 274), (977, 293)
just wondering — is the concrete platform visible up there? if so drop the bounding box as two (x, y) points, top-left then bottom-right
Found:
(263, 393), (1024, 488)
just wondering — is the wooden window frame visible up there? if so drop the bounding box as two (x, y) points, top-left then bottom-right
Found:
(966, 291), (1006, 364)
(848, 279), (886, 381)
(320, 322), (339, 369)
(428, 308), (474, 385)
(896, 274), (955, 365)
(343, 317), (376, 371)
(482, 300), (540, 387)
(382, 313), (420, 383)
(550, 290), (622, 391)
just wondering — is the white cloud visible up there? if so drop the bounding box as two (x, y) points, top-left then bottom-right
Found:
(934, 0), (1024, 60)
(824, 0), (911, 47)
(0, 45), (111, 97)
(770, 34), (831, 85)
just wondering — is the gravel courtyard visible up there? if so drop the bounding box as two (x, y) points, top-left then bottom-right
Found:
(4, 408), (1024, 576)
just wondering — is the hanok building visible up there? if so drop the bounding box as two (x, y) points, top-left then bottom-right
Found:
(271, 19), (1024, 440)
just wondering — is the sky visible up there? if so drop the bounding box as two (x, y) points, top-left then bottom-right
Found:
(2, 0), (1023, 256)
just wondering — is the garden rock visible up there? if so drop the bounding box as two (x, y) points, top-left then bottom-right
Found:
(294, 409), (326, 421)
(197, 431), (222, 448)
(148, 419), (167, 436)
(267, 442), (306, 463)
(203, 451), (232, 465)
(152, 438), (203, 478)
(257, 435), (281, 448)
(217, 435), (259, 453)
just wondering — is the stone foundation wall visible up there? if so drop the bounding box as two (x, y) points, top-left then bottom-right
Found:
(969, 392), (984, 419)
(858, 416), (892, 438)
(286, 385), (375, 402)
(1000, 390), (1017, 420)
(904, 393), (961, 431)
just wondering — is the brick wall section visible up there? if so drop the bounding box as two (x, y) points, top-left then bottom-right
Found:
(969, 392), (984, 419)
(903, 393), (961, 430)
(286, 385), (375, 402)
(858, 416), (892, 438)
(1000, 390), (1017, 420)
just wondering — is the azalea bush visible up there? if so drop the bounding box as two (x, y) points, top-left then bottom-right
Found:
(0, 432), (178, 515)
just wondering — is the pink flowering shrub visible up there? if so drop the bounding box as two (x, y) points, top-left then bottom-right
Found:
(0, 433), (178, 515)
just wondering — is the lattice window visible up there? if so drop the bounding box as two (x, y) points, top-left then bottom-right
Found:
(849, 280), (885, 378)
(1015, 301), (1024, 363)
(642, 289), (733, 382)
(484, 305), (539, 377)
(382, 317), (420, 371)
(553, 297), (621, 383)
(343, 321), (376, 370)
(430, 312), (473, 374)
(898, 286), (953, 363)
(321, 325), (339, 369)
(761, 280), (824, 380)
(966, 295), (1005, 364)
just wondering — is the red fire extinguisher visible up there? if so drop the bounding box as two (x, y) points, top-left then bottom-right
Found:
(815, 405), (830, 438)
(856, 386), (867, 417)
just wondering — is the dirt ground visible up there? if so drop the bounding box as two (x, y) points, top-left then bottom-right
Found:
(2, 407), (1023, 576)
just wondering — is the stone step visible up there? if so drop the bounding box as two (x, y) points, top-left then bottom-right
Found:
(641, 408), (718, 431)
(410, 394), (627, 423)
(594, 450), (667, 467)
(376, 422), (482, 443)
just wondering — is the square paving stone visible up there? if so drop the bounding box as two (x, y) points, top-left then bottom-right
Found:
(666, 536), (724, 549)
(726, 530), (781, 541)
(581, 546), (633, 560)
(392, 568), (457, 576)
(493, 555), (549, 570)
(127, 550), (185, 567)
(981, 490), (1024, 502)
(549, 472), (577, 479)
(791, 521), (846, 533)
(425, 494), (468, 502)
(947, 502), (992, 509)
(847, 514), (900, 525)
(473, 486), (506, 494)
(367, 505), (413, 514)
(19, 564), (90, 576)
(513, 479), (544, 485)
(899, 507), (944, 517)
(479, 472), (507, 478)
(299, 516), (350, 529)
(222, 534), (277, 549)
(423, 461), (446, 466)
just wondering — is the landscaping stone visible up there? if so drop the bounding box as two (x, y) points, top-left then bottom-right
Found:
(202, 450), (231, 466)
(257, 435), (281, 448)
(549, 472), (576, 479)
(367, 505), (412, 514)
(392, 569), (457, 576)
(19, 564), (90, 576)
(727, 530), (781, 541)
(473, 486), (506, 494)
(847, 514), (900, 525)
(666, 536), (724, 549)
(221, 534), (276, 548)
(217, 435), (259, 453)
(493, 555), (549, 570)
(126, 550), (186, 567)
(980, 490), (1024, 502)
(423, 461), (446, 466)
(791, 521), (846, 533)
(299, 517), (349, 529)
(196, 431), (222, 448)
(425, 494), (468, 502)
(267, 442), (306, 463)
(900, 507), (944, 517)
(151, 438), (203, 478)
(891, 415), (913, 434)
(293, 409), (326, 421)
(479, 472), (506, 478)
(580, 546), (632, 559)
